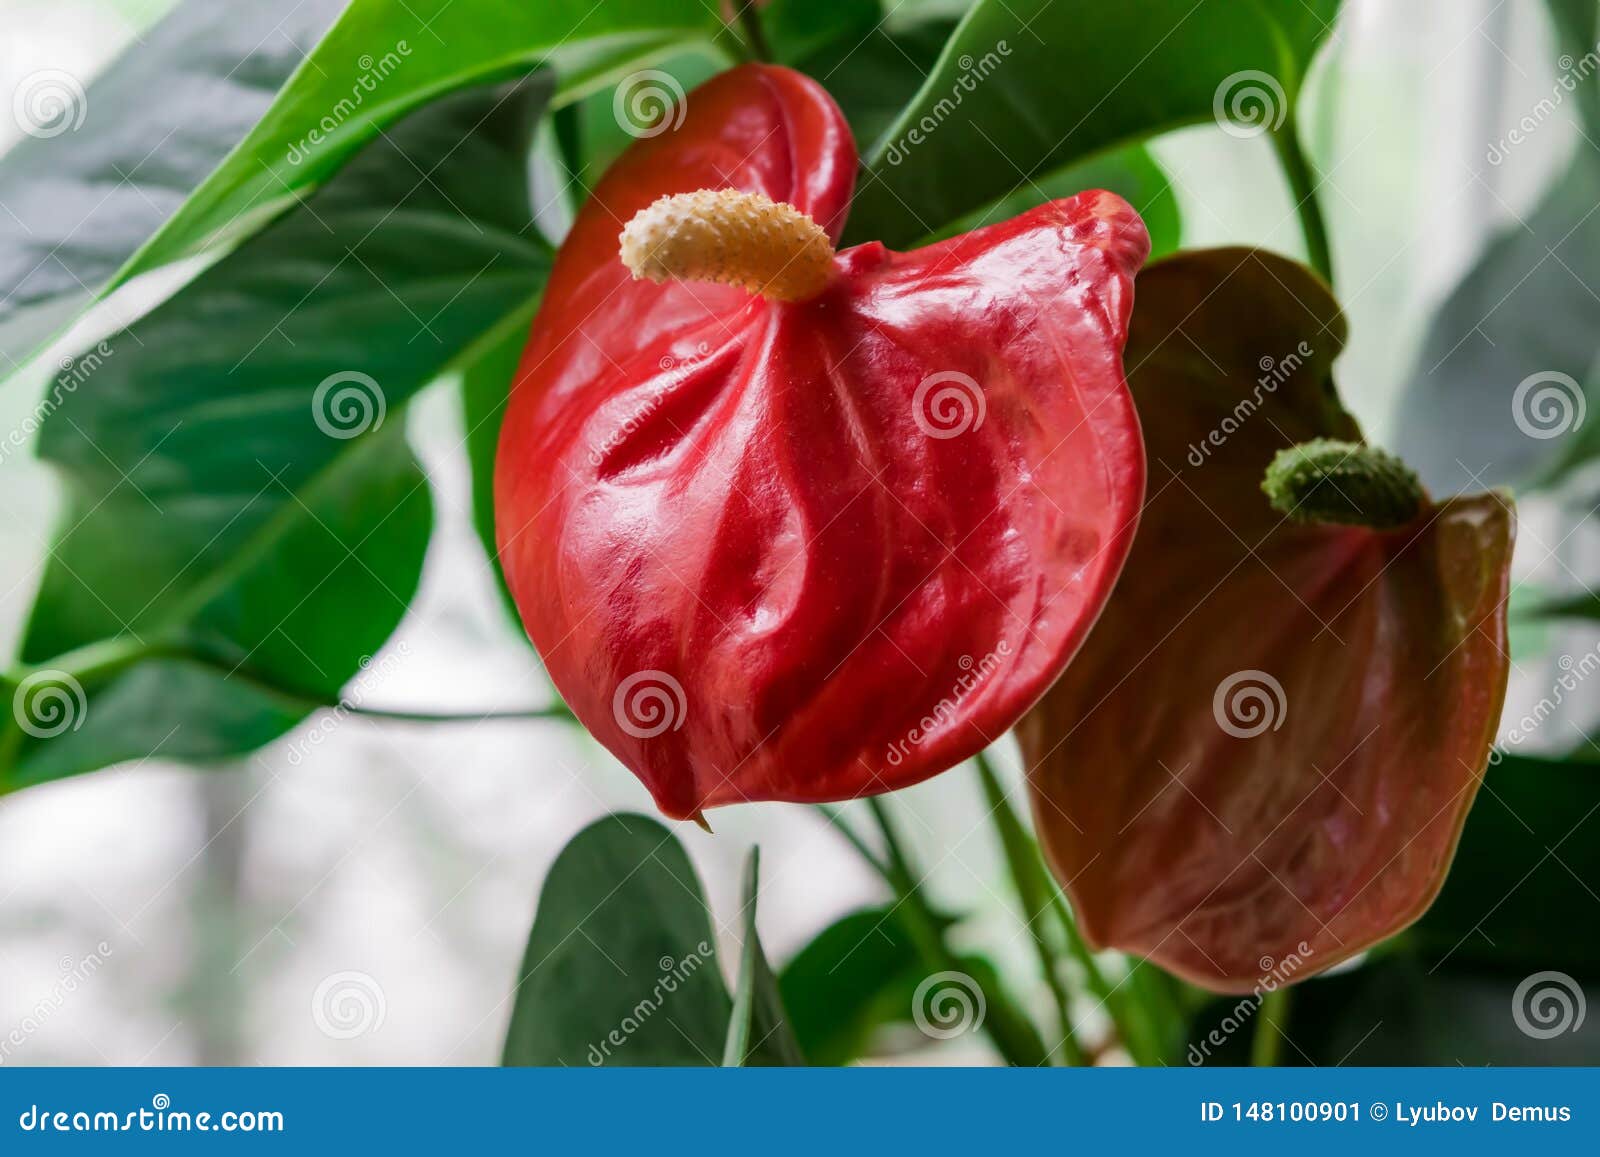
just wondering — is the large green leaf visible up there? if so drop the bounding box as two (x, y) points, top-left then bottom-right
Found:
(0, 76), (553, 791)
(779, 906), (931, 1065)
(0, 0), (346, 373)
(113, 0), (725, 283)
(722, 848), (805, 1066)
(845, 0), (1340, 246)
(503, 814), (732, 1066)
(921, 145), (1182, 259)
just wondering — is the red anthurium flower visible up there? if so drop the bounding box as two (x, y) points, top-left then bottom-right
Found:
(495, 64), (1149, 820)
(1018, 249), (1514, 993)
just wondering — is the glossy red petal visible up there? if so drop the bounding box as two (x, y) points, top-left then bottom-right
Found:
(496, 65), (1149, 818)
(1018, 249), (1514, 992)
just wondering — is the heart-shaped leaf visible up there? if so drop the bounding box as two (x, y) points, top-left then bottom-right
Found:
(503, 814), (731, 1066)
(1, 76), (553, 790)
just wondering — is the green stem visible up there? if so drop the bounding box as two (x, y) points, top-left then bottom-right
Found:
(973, 753), (1083, 1065)
(814, 803), (891, 880)
(1251, 987), (1292, 1067)
(861, 796), (1050, 1068)
(732, 1), (773, 63)
(1272, 114), (1334, 287)
(9, 639), (572, 724)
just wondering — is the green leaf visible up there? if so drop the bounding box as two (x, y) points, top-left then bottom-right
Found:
(791, 13), (961, 154)
(920, 144), (1181, 259)
(0, 0), (346, 373)
(845, 0), (1340, 247)
(1395, 4), (1600, 494)
(1394, 155), (1600, 495)
(760, 0), (882, 67)
(66, 0), (726, 343)
(722, 848), (805, 1066)
(503, 814), (731, 1066)
(461, 309), (537, 624)
(1, 76), (554, 791)
(1412, 753), (1600, 975)
(778, 906), (940, 1065)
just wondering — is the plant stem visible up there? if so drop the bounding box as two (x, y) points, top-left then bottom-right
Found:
(973, 752), (1083, 1065)
(860, 796), (1050, 1068)
(10, 640), (572, 725)
(814, 803), (891, 880)
(1251, 987), (1292, 1067)
(1272, 114), (1335, 287)
(732, 1), (772, 63)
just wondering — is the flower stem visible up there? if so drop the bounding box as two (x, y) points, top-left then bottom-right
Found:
(974, 752), (1084, 1065)
(857, 796), (1050, 1067)
(1272, 114), (1334, 287)
(732, 1), (772, 63)
(1251, 987), (1292, 1066)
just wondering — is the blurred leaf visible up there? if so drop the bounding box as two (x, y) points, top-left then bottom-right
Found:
(1394, 156), (1600, 495)
(1395, 3), (1600, 495)
(922, 144), (1181, 258)
(0, 0), (346, 375)
(46, 0), (724, 347)
(503, 814), (731, 1066)
(1, 77), (553, 791)
(779, 906), (931, 1065)
(846, 0), (1340, 246)
(1190, 955), (1600, 1065)
(1413, 753), (1600, 975)
(723, 848), (805, 1066)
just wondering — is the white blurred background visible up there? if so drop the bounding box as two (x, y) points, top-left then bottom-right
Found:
(0, 0), (1585, 1064)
